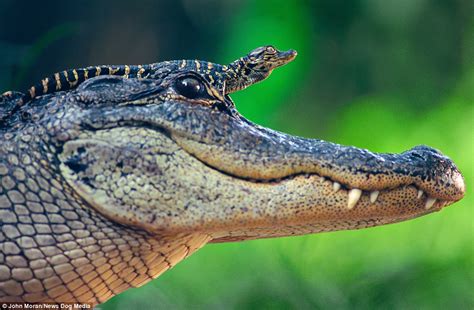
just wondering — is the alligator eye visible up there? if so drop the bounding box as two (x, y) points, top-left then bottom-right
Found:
(266, 46), (276, 54)
(175, 77), (204, 99)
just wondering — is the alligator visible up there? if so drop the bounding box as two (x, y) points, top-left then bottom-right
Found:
(0, 46), (465, 306)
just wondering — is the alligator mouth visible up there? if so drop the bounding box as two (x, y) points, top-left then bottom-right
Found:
(124, 120), (466, 211)
(162, 103), (465, 211)
(176, 134), (464, 242)
(182, 145), (464, 212)
(273, 49), (298, 66)
(81, 101), (465, 224)
(142, 126), (463, 214)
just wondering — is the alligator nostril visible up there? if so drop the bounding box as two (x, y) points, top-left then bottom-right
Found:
(405, 145), (447, 162)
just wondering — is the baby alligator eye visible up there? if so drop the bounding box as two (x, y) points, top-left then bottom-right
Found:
(265, 46), (276, 54)
(175, 77), (204, 99)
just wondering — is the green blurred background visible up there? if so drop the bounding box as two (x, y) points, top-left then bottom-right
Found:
(1, 0), (472, 309)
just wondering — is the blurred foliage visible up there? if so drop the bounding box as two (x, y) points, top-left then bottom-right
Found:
(0, 0), (472, 309)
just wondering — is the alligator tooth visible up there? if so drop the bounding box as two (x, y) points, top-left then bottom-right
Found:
(369, 191), (379, 203)
(347, 189), (362, 210)
(417, 190), (423, 199)
(425, 197), (436, 210)
(333, 182), (341, 192)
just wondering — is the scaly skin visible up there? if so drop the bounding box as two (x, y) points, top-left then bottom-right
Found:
(0, 45), (296, 124)
(0, 48), (465, 305)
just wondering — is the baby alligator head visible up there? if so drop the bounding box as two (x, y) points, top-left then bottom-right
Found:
(49, 65), (465, 243)
(224, 45), (298, 93)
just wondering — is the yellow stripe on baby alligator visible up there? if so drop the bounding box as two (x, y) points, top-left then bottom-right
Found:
(208, 87), (224, 103)
(109, 66), (119, 74)
(137, 65), (145, 78)
(73, 69), (79, 81)
(29, 87), (36, 98)
(179, 60), (186, 69)
(54, 73), (62, 90)
(95, 66), (102, 76)
(70, 69), (79, 86)
(195, 60), (201, 71)
(207, 62), (213, 70)
(42, 78), (49, 93)
(84, 69), (89, 79)
(208, 74), (215, 84)
(63, 71), (72, 86)
(124, 65), (130, 76)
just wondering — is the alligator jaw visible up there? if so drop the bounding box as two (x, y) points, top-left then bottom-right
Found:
(176, 140), (465, 213)
(177, 130), (464, 242)
(178, 135), (464, 242)
(168, 102), (465, 238)
(168, 103), (465, 204)
(76, 100), (464, 240)
(271, 49), (297, 69)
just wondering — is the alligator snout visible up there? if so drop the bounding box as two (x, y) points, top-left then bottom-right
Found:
(400, 145), (465, 202)
(166, 102), (465, 208)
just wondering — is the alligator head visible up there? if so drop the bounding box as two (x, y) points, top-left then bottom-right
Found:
(49, 67), (465, 243)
